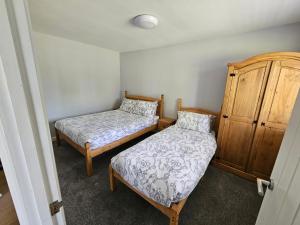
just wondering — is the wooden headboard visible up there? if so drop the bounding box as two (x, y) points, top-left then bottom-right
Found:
(124, 90), (164, 118)
(177, 98), (220, 134)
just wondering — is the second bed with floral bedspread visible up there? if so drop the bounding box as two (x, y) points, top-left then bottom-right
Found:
(55, 110), (158, 150)
(111, 126), (217, 207)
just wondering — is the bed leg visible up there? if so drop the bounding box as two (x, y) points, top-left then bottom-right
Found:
(169, 214), (179, 225)
(85, 143), (93, 176)
(55, 128), (61, 147)
(109, 164), (116, 192)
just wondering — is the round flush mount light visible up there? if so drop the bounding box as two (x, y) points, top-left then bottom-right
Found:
(132, 14), (158, 29)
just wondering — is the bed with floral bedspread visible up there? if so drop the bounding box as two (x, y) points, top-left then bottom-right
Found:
(111, 125), (217, 207)
(55, 110), (158, 150)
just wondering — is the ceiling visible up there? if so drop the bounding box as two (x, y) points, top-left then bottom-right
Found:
(28, 0), (300, 52)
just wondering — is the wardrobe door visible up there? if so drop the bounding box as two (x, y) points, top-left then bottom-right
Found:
(248, 60), (300, 178)
(217, 61), (271, 171)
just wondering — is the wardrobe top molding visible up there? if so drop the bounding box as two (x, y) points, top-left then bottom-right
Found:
(228, 52), (300, 68)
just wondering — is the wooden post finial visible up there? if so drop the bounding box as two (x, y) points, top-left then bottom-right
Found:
(177, 98), (182, 112)
(160, 94), (164, 118)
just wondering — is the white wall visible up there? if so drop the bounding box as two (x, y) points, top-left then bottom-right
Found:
(121, 23), (300, 118)
(33, 32), (120, 135)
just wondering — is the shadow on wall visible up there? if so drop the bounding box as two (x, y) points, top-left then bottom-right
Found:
(193, 52), (265, 113)
(195, 65), (227, 113)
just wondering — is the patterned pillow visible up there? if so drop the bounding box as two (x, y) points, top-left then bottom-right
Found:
(132, 100), (158, 118)
(119, 98), (138, 113)
(176, 111), (215, 133)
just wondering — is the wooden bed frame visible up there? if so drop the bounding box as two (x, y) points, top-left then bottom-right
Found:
(55, 91), (164, 176)
(109, 98), (219, 225)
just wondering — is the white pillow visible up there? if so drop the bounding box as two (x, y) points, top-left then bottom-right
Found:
(132, 100), (158, 118)
(176, 111), (215, 133)
(119, 98), (138, 113)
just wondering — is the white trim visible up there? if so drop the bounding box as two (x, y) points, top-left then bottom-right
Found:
(0, 0), (65, 224)
(0, 53), (45, 225)
(0, 100), (31, 225)
(13, 1), (66, 223)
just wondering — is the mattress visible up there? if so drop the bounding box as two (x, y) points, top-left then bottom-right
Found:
(111, 126), (217, 207)
(55, 110), (158, 150)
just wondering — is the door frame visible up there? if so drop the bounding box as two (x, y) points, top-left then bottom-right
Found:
(0, 0), (65, 225)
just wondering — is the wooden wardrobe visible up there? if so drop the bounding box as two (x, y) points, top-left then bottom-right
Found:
(214, 52), (300, 181)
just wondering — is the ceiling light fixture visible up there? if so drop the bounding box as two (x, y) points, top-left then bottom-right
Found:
(132, 14), (158, 29)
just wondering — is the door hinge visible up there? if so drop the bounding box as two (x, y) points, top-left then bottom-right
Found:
(50, 200), (63, 216)
(230, 73), (235, 77)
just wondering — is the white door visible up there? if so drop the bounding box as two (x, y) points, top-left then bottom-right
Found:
(255, 91), (300, 225)
(0, 0), (65, 224)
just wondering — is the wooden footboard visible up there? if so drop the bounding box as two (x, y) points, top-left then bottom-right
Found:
(109, 164), (187, 225)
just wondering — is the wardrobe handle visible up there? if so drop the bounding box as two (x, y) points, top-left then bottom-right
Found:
(261, 122), (265, 126)
(253, 120), (258, 124)
(223, 115), (228, 118)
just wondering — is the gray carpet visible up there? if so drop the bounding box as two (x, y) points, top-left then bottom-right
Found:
(53, 133), (263, 225)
